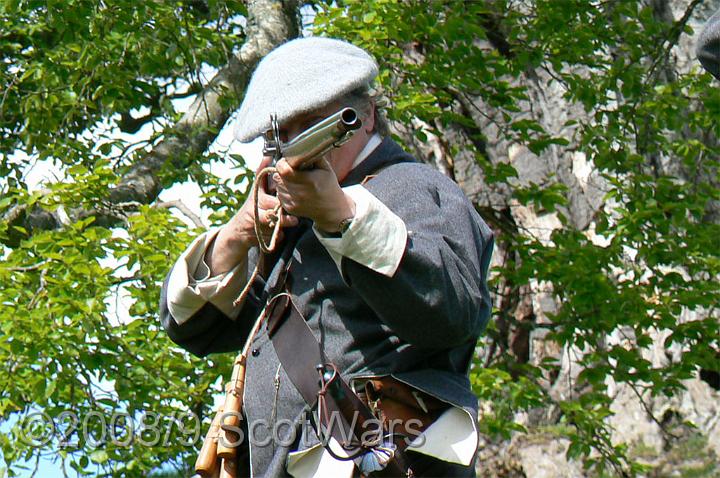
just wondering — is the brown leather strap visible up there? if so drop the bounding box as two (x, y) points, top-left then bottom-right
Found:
(266, 294), (324, 408)
(265, 295), (375, 441)
(266, 295), (413, 477)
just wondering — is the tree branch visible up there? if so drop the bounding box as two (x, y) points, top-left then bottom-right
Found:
(112, 275), (143, 286)
(475, 2), (514, 59)
(1, 0), (300, 246)
(646, 0), (704, 82)
(156, 200), (206, 229)
(118, 109), (159, 135)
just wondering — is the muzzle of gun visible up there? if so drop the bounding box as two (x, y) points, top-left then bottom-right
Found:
(263, 107), (362, 168)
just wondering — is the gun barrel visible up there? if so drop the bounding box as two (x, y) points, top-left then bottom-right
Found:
(263, 107), (362, 169)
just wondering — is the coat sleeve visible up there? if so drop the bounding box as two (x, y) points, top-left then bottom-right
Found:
(697, 9), (720, 80)
(158, 249), (265, 357)
(341, 163), (494, 350)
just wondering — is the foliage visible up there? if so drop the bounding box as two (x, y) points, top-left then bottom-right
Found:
(0, 0), (718, 476)
(0, 1), (245, 475)
(315, 0), (720, 475)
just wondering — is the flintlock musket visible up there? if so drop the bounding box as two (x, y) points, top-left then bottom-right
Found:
(192, 108), (361, 478)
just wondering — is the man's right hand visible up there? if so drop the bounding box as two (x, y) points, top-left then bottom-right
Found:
(204, 157), (299, 276)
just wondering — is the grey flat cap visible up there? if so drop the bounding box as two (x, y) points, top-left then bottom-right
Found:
(697, 9), (720, 80)
(234, 37), (378, 142)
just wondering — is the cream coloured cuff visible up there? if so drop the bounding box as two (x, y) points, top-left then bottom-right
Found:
(286, 406), (478, 478)
(313, 185), (407, 277)
(166, 229), (248, 324)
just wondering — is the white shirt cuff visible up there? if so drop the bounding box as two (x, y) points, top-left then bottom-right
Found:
(406, 406), (478, 465)
(166, 229), (248, 324)
(286, 406), (478, 478)
(313, 185), (407, 277)
(287, 438), (356, 478)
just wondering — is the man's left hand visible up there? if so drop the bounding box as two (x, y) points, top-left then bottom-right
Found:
(274, 158), (355, 233)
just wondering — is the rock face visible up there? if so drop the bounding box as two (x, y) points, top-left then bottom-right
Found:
(476, 434), (586, 478)
(394, 1), (720, 475)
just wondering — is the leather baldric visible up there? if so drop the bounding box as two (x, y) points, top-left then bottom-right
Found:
(265, 293), (414, 477)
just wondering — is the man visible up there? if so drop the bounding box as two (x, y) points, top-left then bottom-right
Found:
(160, 37), (494, 477)
(697, 8), (720, 81)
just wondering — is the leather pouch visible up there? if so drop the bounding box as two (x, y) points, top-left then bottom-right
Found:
(359, 377), (447, 440)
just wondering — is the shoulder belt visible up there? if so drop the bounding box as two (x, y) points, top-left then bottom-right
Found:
(265, 294), (413, 477)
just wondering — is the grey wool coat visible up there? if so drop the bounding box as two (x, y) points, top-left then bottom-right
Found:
(160, 138), (495, 477)
(698, 8), (720, 80)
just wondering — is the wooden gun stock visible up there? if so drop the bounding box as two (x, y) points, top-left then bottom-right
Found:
(195, 407), (223, 477)
(217, 354), (246, 459)
(195, 353), (247, 477)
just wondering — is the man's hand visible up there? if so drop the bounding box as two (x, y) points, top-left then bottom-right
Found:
(205, 157), (299, 275)
(274, 157), (356, 233)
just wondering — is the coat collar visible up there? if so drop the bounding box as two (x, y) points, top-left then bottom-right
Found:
(341, 137), (416, 187)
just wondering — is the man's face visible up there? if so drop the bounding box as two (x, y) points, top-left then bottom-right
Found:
(277, 100), (375, 182)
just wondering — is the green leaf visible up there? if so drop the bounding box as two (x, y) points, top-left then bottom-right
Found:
(90, 450), (109, 464)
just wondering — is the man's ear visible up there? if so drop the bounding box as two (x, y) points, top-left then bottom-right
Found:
(364, 101), (376, 134)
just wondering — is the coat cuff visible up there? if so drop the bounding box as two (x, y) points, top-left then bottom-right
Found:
(314, 185), (407, 277)
(166, 229), (248, 324)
